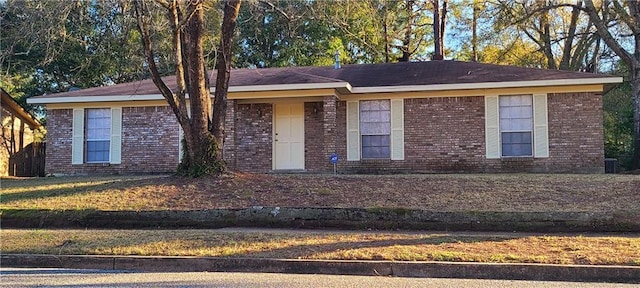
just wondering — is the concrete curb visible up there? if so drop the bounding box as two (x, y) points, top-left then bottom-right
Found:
(2, 254), (639, 283)
(2, 207), (639, 232)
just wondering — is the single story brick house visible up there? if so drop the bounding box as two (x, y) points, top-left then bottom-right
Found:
(28, 61), (621, 175)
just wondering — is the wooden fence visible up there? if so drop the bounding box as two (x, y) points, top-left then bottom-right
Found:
(8, 142), (45, 177)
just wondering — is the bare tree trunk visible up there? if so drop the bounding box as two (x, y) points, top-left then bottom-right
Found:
(431, 0), (447, 60)
(539, 7), (556, 69)
(212, 0), (241, 147)
(440, 0), (447, 57)
(400, 0), (414, 62)
(183, 1), (221, 173)
(134, 0), (242, 176)
(471, 0), (478, 62)
(559, 1), (582, 70)
(432, 0), (443, 60)
(383, 4), (390, 63)
(633, 64), (640, 169)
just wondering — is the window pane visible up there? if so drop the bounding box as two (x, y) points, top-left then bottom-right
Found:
(362, 135), (390, 158)
(379, 110), (390, 122)
(501, 132), (532, 157)
(500, 119), (511, 131)
(86, 108), (111, 162)
(360, 110), (371, 122)
(87, 140), (110, 162)
(86, 108), (111, 140)
(360, 101), (372, 111)
(362, 146), (390, 159)
(360, 100), (391, 159)
(361, 122), (391, 135)
(500, 94), (533, 157)
(377, 100), (390, 110)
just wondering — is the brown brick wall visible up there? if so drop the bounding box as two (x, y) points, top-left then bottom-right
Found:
(335, 96), (487, 173)
(226, 101), (330, 173)
(223, 100), (237, 167)
(121, 106), (179, 173)
(545, 92), (604, 172)
(304, 102), (326, 172)
(45, 109), (73, 174)
(231, 103), (273, 172)
(44, 92), (604, 175)
(479, 92), (603, 173)
(335, 93), (604, 173)
(45, 106), (179, 175)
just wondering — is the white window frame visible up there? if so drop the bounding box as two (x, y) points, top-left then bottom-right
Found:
(346, 99), (404, 161)
(72, 107), (122, 165)
(486, 93), (549, 160)
(499, 95), (534, 158)
(359, 99), (391, 159)
(85, 108), (111, 163)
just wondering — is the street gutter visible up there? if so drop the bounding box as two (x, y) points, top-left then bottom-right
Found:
(1, 254), (639, 283)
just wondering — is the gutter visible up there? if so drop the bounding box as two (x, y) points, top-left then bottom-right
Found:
(26, 78), (621, 105)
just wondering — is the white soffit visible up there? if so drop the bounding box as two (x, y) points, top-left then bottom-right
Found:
(351, 77), (623, 94)
(27, 77), (621, 104)
(27, 94), (166, 104)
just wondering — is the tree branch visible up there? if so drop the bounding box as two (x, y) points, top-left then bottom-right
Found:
(212, 0), (241, 141)
(584, 0), (635, 67)
(133, 0), (189, 129)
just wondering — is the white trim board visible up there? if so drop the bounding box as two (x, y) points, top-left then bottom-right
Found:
(27, 77), (621, 105)
(351, 78), (622, 94)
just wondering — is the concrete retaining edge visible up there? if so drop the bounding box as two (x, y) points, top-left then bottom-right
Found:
(2, 254), (639, 283)
(1, 207), (639, 232)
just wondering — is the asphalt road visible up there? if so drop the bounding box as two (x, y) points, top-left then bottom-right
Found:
(0, 268), (636, 288)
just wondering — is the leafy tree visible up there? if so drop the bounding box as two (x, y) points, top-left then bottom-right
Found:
(134, 0), (241, 176)
(235, 0), (338, 67)
(604, 81), (634, 168)
(584, 0), (640, 169)
(311, 0), (389, 63)
(488, 0), (602, 71)
(0, 0), (166, 100)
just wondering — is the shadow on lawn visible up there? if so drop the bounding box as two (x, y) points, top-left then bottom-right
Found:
(221, 235), (513, 260)
(0, 177), (163, 204)
(3, 231), (515, 261)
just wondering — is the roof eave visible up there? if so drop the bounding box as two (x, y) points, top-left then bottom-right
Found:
(213, 82), (353, 93)
(27, 94), (167, 104)
(1, 90), (41, 128)
(26, 77), (620, 105)
(350, 77), (624, 94)
(28, 83), (354, 104)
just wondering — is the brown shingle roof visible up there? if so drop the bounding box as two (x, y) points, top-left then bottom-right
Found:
(32, 60), (617, 99)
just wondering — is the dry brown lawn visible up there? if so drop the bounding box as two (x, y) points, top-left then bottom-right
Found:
(1, 173), (639, 212)
(2, 229), (638, 266)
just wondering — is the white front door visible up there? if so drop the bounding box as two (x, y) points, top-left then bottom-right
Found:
(274, 103), (305, 170)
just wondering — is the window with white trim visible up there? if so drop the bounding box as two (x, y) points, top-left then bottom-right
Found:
(360, 100), (391, 159)
(499, 95), (533, 157)
(85, 108), (111, 162)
